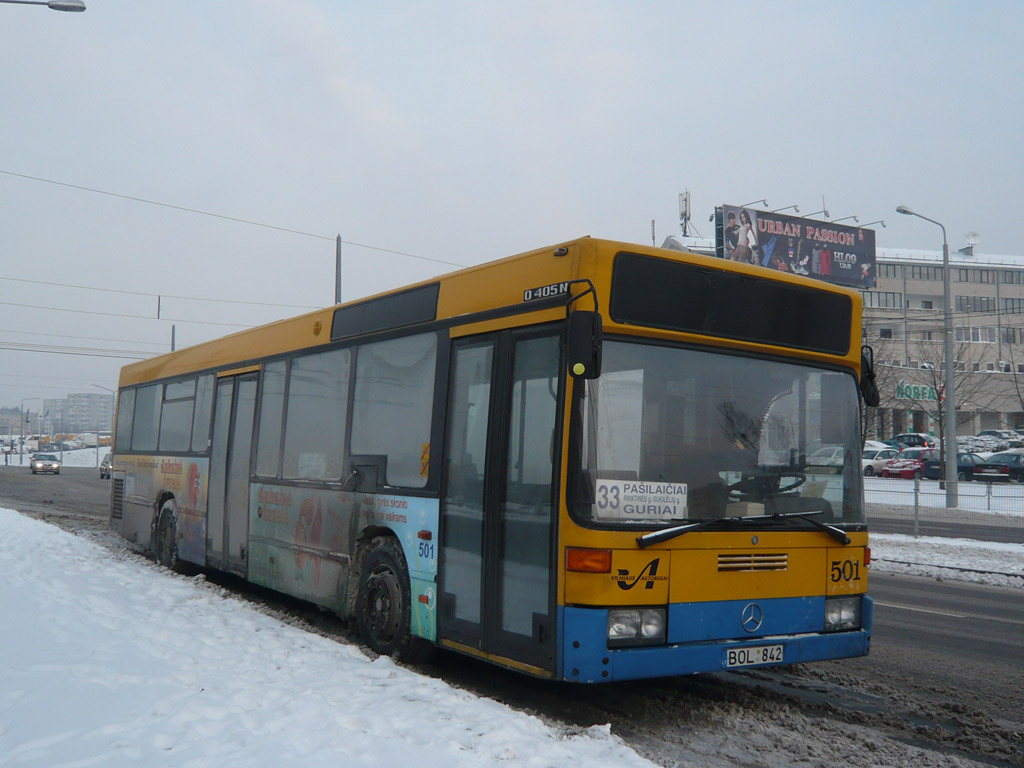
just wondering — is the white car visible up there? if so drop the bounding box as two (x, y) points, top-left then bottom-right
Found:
(30, 453), (61, 475)
(808, 445), (845, 466)
(862, 448), (899, 477)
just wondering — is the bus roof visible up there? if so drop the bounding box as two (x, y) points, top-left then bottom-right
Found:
(118, 237), (862, 387)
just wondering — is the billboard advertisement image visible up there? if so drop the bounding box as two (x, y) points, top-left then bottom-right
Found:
(718, 205), (876, 289)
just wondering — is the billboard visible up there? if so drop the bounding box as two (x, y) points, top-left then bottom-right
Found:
(716, 205), (876, 289)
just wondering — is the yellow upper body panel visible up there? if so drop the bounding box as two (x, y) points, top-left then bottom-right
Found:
(119, 237), (863, 386)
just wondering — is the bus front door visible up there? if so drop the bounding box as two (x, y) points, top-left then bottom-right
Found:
(206, 373), (257, 576)
(439, 332), (560, 675)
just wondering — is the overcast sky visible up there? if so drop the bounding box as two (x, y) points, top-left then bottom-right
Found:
(2, 1), (1021, 411)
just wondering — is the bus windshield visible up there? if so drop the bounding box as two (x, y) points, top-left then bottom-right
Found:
(573, 339), (864, 527)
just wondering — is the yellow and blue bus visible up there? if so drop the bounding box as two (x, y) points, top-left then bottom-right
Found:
(110, 237), (876, 682)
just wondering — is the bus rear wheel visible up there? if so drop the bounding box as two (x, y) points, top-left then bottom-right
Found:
(155, 502), (180, 571)
(356, 537), (417, 661)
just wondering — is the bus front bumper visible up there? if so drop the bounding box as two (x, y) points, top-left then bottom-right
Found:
(559, 594), (873, 683)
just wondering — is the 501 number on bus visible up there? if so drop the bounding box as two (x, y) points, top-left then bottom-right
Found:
(830, 559), (861, 582)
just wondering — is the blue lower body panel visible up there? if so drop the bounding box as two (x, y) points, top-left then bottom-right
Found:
(559, 595), (873, 683)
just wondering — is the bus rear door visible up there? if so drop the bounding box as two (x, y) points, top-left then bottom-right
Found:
(206, 373), (257, 576)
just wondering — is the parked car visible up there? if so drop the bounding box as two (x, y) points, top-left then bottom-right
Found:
(922, 452), (984, 481)
(100, 453), (112, 479)
(30, 453), (61, 475)
(976, 430), (1024, 449)
(891, 433), (939, 450)
(808, 445), (845, 466)
(973, 449), (1024, 483)
(881, 447), (938, 479)
(862, 448), (899, 477)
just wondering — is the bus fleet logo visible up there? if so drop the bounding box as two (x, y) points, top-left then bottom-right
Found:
(614, 558), (667, 590)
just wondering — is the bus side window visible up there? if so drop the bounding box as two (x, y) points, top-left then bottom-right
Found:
(351, 333), (437, 488)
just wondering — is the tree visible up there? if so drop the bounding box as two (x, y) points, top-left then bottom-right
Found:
(888, 337), (997, 480)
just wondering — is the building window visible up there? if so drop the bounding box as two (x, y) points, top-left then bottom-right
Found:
(877, 263), (900, 279)
(907, 265), (943, 281)
(1001, 297), (1024, 314)
(956, 295), (995, 313)
(921, 300), (933, 309)
(863, 291), (903, 309)
(958, 268), (996, 283)
(955, 326), (997, 343)
(1003, 270), (1024, 285)
(879, 328), (893, 339)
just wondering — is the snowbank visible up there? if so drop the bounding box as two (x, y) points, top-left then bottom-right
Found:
(0, 508), (653, 768)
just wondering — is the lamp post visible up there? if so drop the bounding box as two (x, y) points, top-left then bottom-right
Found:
(896, 205), (957, 507)
(0, 0), (86, 10)
(19, 397), (41, 466)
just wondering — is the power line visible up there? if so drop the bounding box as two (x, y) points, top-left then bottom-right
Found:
(0, 326), (170, 348)
(0, 341), (150, 360)
(0, 299), (252, 327)
(0, 168), (467, 268)
(0, 275), (321, 310)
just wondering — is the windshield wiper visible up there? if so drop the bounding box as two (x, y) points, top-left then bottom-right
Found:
(636, 518), (749, 548)
(635, 510), (850, 549)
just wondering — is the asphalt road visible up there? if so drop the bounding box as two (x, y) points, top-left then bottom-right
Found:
(0, 464), (111, 526)
(857, 572), (1024, 724)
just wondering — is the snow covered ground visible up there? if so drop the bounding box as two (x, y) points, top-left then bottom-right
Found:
(6, 447), (107, 466)
(0, 507), (652, 768)
(1, 504), (1021, 767)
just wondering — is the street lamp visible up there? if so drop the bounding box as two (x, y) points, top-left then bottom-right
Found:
(19, 397), (41, 466)
(0, 0), (86, 10)
(896, 205), (957, 507)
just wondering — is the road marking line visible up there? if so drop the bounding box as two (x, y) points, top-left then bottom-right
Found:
(875, 602), (967, 618)
(876, 601), (1024, 626)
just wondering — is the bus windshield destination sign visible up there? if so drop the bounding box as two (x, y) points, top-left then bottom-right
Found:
(593, 479), (688, 522)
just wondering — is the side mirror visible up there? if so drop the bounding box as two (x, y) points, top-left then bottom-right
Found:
(860, 345), (880, 407)
(567, 310), (602, 379)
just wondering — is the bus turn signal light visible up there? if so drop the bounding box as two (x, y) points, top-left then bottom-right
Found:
(566, 547), (612, 573)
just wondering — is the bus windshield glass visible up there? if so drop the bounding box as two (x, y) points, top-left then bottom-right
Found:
(573, 339), (863, 527)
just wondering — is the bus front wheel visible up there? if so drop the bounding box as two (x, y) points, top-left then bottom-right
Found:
(356, 537), (416, 661)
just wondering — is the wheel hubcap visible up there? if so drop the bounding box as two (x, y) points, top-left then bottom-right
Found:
(366, 566), (401, 643)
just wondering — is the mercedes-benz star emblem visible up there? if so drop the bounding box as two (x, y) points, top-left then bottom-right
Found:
(741, 602), (763, 633)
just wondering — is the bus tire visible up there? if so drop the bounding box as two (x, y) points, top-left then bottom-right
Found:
(155, 501), (180, 571)
(356, 537), (420, 661)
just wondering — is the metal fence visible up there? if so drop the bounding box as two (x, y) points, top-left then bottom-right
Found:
(865, 476), (1024, 535)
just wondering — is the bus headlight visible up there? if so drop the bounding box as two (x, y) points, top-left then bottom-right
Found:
(824, 596), (862, 631)
(607, 608), (666, 647)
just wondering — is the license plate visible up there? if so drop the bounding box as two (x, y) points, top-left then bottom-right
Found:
(724, 644), (784, 668)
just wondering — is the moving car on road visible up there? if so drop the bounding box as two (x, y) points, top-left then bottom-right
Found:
(100, 453), (112, 479)
(30, 453), (61, 475)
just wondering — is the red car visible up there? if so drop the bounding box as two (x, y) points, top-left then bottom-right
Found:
(880, 447), (939, 479)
